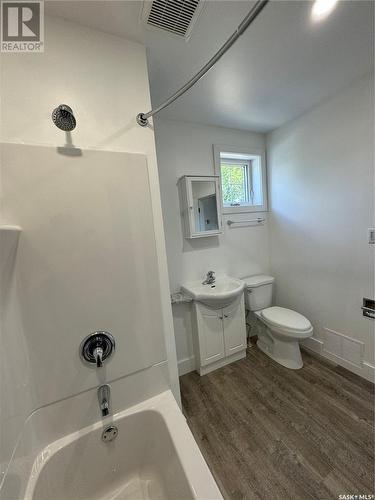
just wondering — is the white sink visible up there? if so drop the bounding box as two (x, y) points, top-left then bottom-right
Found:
(181, 276), (245, 309)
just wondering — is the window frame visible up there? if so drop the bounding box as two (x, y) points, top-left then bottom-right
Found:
(220, 158), (252, 208)
(213, 144), (268, 214)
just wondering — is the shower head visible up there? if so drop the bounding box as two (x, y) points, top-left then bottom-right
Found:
(52, 104), (76, 131)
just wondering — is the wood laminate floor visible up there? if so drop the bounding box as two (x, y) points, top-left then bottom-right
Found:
(180, 346), (375, 500)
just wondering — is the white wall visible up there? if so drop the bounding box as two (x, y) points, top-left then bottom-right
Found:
(154, 118), (269, 373)
(0, 15), (179, 477)
(267, 74), (374, 380)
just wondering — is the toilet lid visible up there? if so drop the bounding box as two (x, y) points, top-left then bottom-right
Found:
(261, 306), (312, 332)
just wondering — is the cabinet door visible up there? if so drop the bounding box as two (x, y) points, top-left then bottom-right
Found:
(197, 305), (225, 366)
(185, 176), (222, 238)
(223, 296), (246, 356)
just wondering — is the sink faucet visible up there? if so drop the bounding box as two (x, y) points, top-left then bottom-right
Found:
(98, 384), (110, 417)
(202, 271), (216, 285)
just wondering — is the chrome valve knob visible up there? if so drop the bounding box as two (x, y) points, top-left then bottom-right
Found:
(80, 332), (115, 367)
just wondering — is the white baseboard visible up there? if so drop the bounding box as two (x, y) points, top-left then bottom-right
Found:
(301, 336), (323, 354)
(320, 351), (375, 383)
(301, 334), (374, 384)
(178, 339), (375, 383)
(198, 350), (246, 376)
(363, 362), (375, 383)
(178, 356), (195, 376)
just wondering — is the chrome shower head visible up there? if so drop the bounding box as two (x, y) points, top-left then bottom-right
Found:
(52, 104), (76, 131)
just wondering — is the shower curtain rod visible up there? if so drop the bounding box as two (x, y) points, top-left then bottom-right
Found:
(136, 0), (269, 127)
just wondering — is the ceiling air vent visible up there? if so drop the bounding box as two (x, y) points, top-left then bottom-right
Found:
(142, 0), (205, 40)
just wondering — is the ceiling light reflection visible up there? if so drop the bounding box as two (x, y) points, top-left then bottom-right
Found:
(311, 0), (339, 21)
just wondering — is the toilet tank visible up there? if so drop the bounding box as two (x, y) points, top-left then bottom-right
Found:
(243, 275), (275, 311)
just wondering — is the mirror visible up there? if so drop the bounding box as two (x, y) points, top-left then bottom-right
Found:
(191, 180), (219, 233)
(177, 175), (222, 239)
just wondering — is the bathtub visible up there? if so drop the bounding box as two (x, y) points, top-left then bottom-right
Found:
(21, 391), (222, 500)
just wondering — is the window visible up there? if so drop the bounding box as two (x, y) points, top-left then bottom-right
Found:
(213, 145), (267, 214)
(221, 160), (251, 207)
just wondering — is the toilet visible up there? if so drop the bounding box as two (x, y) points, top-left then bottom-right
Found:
(243, 275), (313, 369)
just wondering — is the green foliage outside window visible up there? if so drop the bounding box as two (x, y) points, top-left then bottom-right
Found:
(221, 163), (248, 205)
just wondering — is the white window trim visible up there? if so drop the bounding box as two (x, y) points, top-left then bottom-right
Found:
(213, 144), (268, 214)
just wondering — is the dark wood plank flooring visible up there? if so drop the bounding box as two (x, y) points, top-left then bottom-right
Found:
(180, 346), (374, 500)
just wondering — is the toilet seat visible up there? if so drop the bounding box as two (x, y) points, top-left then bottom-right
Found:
(260, 306), (312, 336)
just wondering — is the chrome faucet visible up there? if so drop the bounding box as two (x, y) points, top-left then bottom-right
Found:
(98, 384), (110, 417)
(202, 271), (216, 285)
(93, 346), (103, 368)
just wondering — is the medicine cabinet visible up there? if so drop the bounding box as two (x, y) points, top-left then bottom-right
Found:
(177, 175), (222, 239)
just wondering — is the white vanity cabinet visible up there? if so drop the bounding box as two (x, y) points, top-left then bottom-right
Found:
(192, 294), (247, 375)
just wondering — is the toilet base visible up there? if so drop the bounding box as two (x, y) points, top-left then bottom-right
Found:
(257, 332), (304, 370)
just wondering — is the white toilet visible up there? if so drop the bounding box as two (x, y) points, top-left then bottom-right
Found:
(243, 275), (313, 369)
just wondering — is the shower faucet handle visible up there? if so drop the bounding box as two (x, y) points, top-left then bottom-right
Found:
(80, 332), (115, 368)
(93, 346), (104, 368)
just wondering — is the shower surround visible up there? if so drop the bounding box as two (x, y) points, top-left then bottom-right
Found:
(0, 15), (179, 487)
(0, 145), (171, 478)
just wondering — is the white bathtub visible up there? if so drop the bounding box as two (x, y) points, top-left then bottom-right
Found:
(22, 391), (222, 500)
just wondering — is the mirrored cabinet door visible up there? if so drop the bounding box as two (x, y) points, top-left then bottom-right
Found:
(190, 179), (219, 233)
(178, 175), (222, 239)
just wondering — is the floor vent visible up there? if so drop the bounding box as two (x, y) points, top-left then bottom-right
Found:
(323, 328), (364, 368)
(142, 0), (205, 39)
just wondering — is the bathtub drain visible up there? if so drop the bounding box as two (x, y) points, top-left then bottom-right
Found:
(102, 425), (118, 442)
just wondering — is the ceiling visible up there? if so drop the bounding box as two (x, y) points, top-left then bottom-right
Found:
(46, 0), (374, 133)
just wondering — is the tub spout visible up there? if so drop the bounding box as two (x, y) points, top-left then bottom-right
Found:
(98, 384), (110, 417)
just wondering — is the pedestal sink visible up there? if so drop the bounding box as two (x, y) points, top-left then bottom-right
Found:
(181, 276), (245, 309)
